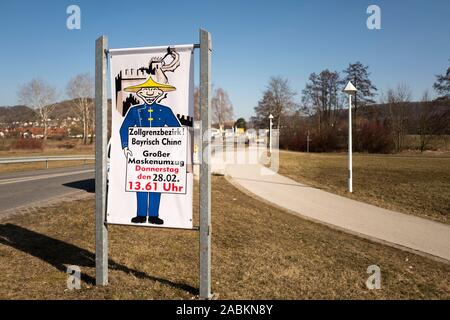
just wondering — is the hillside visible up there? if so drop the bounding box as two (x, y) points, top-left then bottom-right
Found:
(0, 99), (89, 124)
(0, 105), (36, 123)
(1, 99), (449, 130)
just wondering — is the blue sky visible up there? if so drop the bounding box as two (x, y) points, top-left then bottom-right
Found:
(0, 0), (449, 119)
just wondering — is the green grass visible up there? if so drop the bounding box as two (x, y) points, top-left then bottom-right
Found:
(0, 177), (449, 299)
(276, 151), (450, 224)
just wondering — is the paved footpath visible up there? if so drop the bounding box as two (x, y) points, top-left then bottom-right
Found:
(212, 150), (450, 262)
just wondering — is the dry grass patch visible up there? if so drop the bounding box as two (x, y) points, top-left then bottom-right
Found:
(0, 177), (448, 299)
(276, 151), (450, 224)
(0, 140), (94, 174)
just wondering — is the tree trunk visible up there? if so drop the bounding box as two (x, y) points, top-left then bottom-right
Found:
(83, 113), (88, 145)
(90, 115), (94, 144)
(43, 121), (48, 149)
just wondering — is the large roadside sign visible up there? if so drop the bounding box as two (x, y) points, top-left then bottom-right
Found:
(107, 45), (194, 229)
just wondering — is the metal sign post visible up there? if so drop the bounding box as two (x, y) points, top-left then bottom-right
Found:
(95, 35), (108, 286)
(199, 28), (212, 300)
(94, 31), (213, 298)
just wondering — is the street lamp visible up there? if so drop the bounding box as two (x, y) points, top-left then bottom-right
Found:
(306, 130), (311, 153)
(268, 114), (274, 154)
(344, 81), (357, 193)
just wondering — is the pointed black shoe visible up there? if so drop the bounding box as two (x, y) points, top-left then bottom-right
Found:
(148, 217), (164, 225)
(131, 216), (147, 223)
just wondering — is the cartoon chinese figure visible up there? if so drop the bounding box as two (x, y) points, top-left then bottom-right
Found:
(119, 76), (180, 225)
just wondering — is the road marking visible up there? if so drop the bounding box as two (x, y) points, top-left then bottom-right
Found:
(0, 169), (94, 186)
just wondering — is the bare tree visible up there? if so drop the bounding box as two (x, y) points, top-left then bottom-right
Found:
(66, 73), (94, 144)
(253, 76), (297, 129)
(416, 90), (450, 152)
(302, 70), (343, 134)
(212, 87), (234, 131)
(384, 84), (411, 152)
(18, 78), (57, 145)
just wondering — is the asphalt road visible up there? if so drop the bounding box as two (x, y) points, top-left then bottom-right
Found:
(0, 165), (94, 216)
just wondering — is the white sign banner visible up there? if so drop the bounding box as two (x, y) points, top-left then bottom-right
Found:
(107, 44), (194, 229)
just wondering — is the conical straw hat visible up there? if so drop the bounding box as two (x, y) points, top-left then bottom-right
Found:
(125, 76), (176, 93)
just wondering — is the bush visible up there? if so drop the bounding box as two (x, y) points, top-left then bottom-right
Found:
(311, 127), (343, 152)
(57, 142), (76, 149)
(0, 139), (12, 151)
(12, 138), (43, 150)
(355, 120), (394, 153)
(279, 129), (306, 151)
(49, 135), (66, 141)
(279, 126), (344, 152)
(278, 115), (395, 153)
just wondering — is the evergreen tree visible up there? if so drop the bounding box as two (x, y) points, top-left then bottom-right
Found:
(343, 62), (377, 114)
(433, 60), (450, 100)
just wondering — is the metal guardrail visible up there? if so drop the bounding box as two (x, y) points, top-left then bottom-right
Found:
(0, 155), (95, 168)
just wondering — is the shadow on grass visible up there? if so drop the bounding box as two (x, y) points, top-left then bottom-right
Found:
(63, 179), (95, 193)
(0, 224), (197, 295)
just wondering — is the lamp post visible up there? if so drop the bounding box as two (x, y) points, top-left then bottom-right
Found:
(344, 81), (357, 193)
(306, 130), (311, 153)
(268, 114), (274, 154)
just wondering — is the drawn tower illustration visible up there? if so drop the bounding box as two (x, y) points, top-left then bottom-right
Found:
(115, 69), (193, 127)
(115, 69), (147, 116)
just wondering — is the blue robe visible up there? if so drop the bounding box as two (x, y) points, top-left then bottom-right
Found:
(120, 102), (180, 217)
